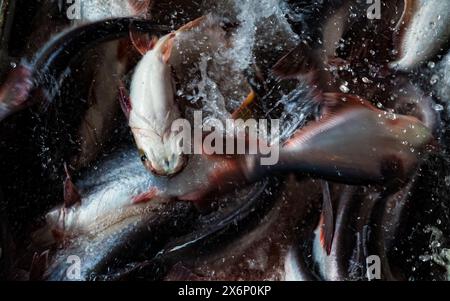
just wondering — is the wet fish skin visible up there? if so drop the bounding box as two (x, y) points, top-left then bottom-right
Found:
(70, 0), (153, 170)
(391, 0), (450, 72)
(128, 32), (185, 177)
(163, 177), (320, 281)
(0, 66), (33, 122)
(38, 148), (172, 240)
(258, 94), (433, 186)
(127, 16), (212, 177)
(0, 18), (170, 122)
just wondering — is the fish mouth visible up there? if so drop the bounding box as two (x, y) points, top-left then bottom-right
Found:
(147, 155), (188, 178)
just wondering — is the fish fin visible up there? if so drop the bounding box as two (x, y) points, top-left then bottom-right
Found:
(231, 90), (257, 120)
(177, 16), (207, 32)
(283, 93), (375, 148)
(272, 42), (320, 80)
(320, 181), (334, 255)
(129, 30), (158, 56)
(394, 0), (417, 33)
(392, 0), (418, 65)
(166, 263), (205, 281)
(320, 92), (377, 116)
(161, 33), (176, 64)
(129, 0), (153, 16)
(326, 56), (350, 69)
(180, 158), (244, 201)
(132, 187), (159, 204)
(63, 163), (81, 208)
(118, 84), (132, 119)
(29, 250), (49, 281)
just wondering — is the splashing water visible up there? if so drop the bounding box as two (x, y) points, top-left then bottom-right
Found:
(78, 0), (136, 22)
(420, 226), (450, 280)
(180, 0), (302, 127)
(435, 52), (450, 117)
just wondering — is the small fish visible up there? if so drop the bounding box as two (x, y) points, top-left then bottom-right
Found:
(390, 0), (450, 71)
(120, 16), (207, 176)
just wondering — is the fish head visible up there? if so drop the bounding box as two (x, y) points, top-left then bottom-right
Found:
(134, 129), (187, 177)
(384, 114), (434, 149)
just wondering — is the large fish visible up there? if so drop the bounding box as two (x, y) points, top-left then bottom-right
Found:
(272, 93), (433, 183)
(31, 145), (274, 280)
(182, 91), (433, 202)
(390, 0), (450, 72)
(121, 15), (237, 176)
(70, 0), (153, 169)
(0, 17), (169, 122)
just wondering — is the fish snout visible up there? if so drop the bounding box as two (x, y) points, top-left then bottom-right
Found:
(145, 154), (187, 177)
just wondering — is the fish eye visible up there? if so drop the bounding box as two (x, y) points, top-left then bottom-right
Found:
(138, 149), (147, 162)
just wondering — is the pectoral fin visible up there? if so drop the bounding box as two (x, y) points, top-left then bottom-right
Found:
(132, 187), (159, 204)
(319, 181), (334, 255)
(231, 90), (257, 120)
(29, 250), (50, 281)
(118, 83), (132, 119)
(63, 163), (81, 208)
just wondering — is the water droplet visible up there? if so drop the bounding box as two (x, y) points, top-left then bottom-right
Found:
(430, 75), (439, 85)
(428, 61), (436, 69)
(445, 176), (450, 186)
(362, 77), (372, 84)
(433, 104), (444, 112)
(339, 82), (350, 93)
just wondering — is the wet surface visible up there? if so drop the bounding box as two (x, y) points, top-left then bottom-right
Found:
(0, 0), (449, 281)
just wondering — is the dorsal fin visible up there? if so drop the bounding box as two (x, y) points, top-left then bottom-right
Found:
(177, 15), (207, 32)
(283, 93), (377, 149)
(129, 0), (153, 17)
(320, 92), (378, 117)
(272, 42), (321, 80)
(129, 30), (159, 56)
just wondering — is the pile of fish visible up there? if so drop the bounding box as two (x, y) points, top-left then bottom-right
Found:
(0, 0), (449, 281)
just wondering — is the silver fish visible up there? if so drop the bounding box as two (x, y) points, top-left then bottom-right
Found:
(391, 0), (450, 71)
(240, 92), (433, 186)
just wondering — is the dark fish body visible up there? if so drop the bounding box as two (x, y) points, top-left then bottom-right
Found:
(243, 94), (433, 186)
(163, 177), (320, 281)
(70, 0), (152, 170)
(0, 17), (170, 122)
